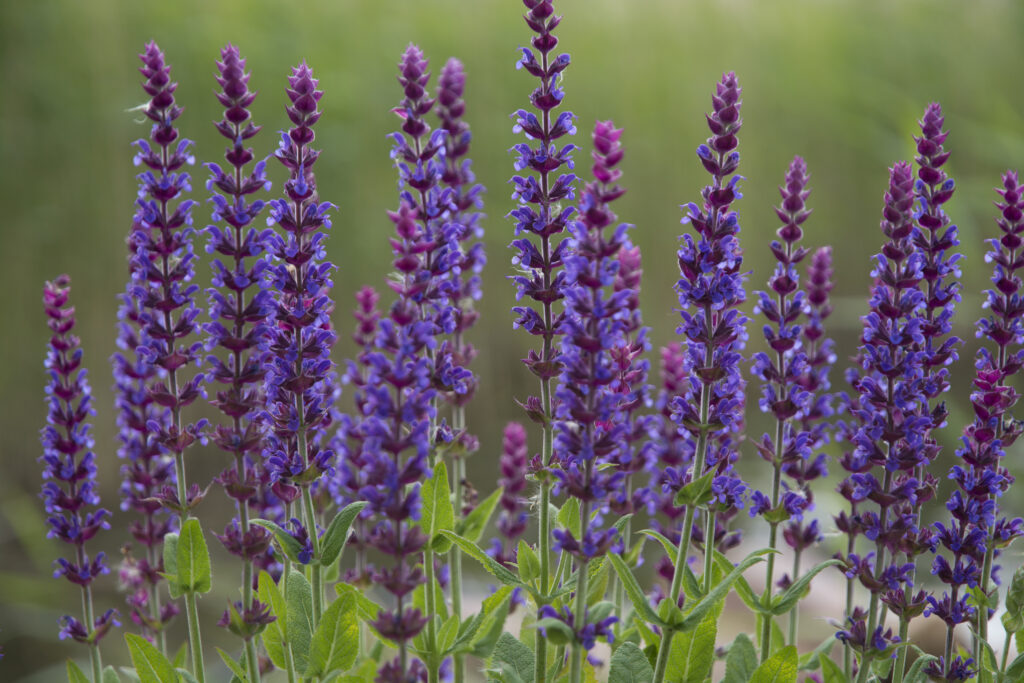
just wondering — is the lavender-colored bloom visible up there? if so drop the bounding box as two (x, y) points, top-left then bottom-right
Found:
(131, 42), (206, 514)
(836, 161), (933, 657)
(204, 45), (276, 580)
(928, 171), (1024, 679)
(492, 422), (529, 567)
(261, 62), (337, 491)
(509, 0), (577, 390)
(41, 276), (119, 646)
(668, 72), (749, 553)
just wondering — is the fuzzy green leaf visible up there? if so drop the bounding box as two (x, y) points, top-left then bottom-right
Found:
(678, 549), (771, 632)
(517, 539), (540, 583)
(770, 559), (842, 615)
(819, 656), (848, 683)
(673, 469), (716, 507)
(102, 665), (122, 683)
(666, 609), (716, 683)
(490, 632), (534, 682)
(307, 590), (359, 678)
(456, 487), (502, 542)
(162, 532), (182, 599)
(608, 641), (654, 683)
(286, 569), (314, 673)
(252, 519), (304, 565)
(216, 648), (248, 682)
(319, 501), (368, 568)
(751, 645), (798, 683)
(176, 518), (212, 594)
(66, 660), (90, 683)
(438, 530), (522, 587)
(607, 553), (666, 627)
(125, 633), (177, 683)
(422, 461), (455, 553)
(558, 498), (581, 539)
(722, 633), (758, 683)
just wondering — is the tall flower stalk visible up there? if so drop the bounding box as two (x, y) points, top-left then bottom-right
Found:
(750, 156), (816, 661)
(131, 42), (207, 680)
(41, 276), (119, 683)
(655, 71), (749, 683)
(262, 61), (337, 631)
(203, 44), (273, 681)
(508, 2), (577, 679)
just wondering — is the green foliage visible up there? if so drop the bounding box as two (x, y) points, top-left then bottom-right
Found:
(457, 487), (502, 542)
(665, 609), (716, 683)
(252, 520), (306, 565)
(488, 632), (534, 683)
(750, 645), (798, 683)
(608, 642), (654, 683)
(125, 633), (177, 683)
(319, 501), (369, 568)
(66, 660), (89, 683)
(286, 569), (314, 673)
(307, 590), (359, 678)
(174, 518), (212, 594)
(723, 634), (759, 683)
(421, 461), (455, 553)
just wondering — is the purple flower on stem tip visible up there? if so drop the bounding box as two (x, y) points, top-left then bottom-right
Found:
(42, 276), (119, 654)
(262, 61), (337, 492)
(131, 42), (207, 517)
(491, 422), (529, 568)
(203, 45), (277, 612)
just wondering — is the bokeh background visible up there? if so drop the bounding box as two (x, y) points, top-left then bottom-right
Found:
(3, 0), (1024, 679)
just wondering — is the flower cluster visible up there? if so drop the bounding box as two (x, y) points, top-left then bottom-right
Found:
(492, 422), (529, 567)
(926, 171), (1024, 680)
(837, 161), (933, 659)
(130, 42), (206, 515)
(261, 62), (337, 499)
(668, 72), (749, 557)
(41, 276), (119, 647)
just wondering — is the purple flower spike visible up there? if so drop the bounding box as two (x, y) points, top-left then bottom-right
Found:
(669, 72), (749, 562)
(131, 42), (206, 516)
(204, 44), (275, 581)
(262, 62), (338, 491)
(41, 276), (118, 647)
(493, 422), (530, 567)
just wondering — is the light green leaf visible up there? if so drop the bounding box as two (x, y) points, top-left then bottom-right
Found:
(608, 641), (654, 683)
(176, 518), (212, 594)
(517, 540), (540, 582)
(607, 553), (666, 628)
(490, 632), (534, 682)
(258, 570), (287, 637)
(162, 532), (182, 599)
(125, 633), (177, 683)
(286, 569), (314, 673)
(666, 609), (716, 683)
(1005, 651), (1024, 680)
(175, 670), (199, 683)
(673, 469), (716, 507)
(751, 645), (798, 683)
(457, 487), (502, 542)
(723, 633), (758, 683)
(903, 653), (935, 683)
(452, 586), (513, 654)
(819, 656), (848, 683)
(66, 660), (90, 683)
(170, 642), (187, 670)
(638, 529), (677, 561)
(252, 519), (304, 565)
(216, 648), (248, 682)
(469, 588), (514, 659)
(102, 665), (122, 683)
(262, 622), (286, 671)
(770, 559), (842, 615)
(678, 549), (771, 632)
(422, 461), (455, 553)
(439, 530), (522, 587)
(319, 501), (368, 568)
(558, 498), (581, 539)
(307, 590), (359, 677)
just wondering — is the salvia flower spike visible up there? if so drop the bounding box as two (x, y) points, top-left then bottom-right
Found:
(203, 43), (275, 678)
(42, 276), (118, 682)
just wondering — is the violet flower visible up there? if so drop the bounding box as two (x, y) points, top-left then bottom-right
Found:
(41, 276), (119, 667)
(836, 162), (932, 669)
(203, 44), (276, 657)
(927, 171), (1024, 679)
(492, 422), (529, 568)
(131, 42), (206, 516)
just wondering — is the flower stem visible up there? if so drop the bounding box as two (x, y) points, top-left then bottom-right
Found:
(450, 406), (466, 683)
(185, 591), (206, 683)
(569, 498), (592, 683)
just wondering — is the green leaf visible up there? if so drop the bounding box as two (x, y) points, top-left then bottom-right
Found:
(638, 529), (677, 561)
(453, 586), (513, 654)
(66, 660), (90, 683)
(307, 590), (359, 678)
(558, 498), (581, 539)
(1005, 651), (1024, 680)
(262, 622), (286, 671)
(175, 671), (199, 683)
(438, 530), (523, 587)
(903, 653), (935, 683)
(176, 518), (212, 594)
(286, 569), (314, 673)
(457, 487), (502, 542)
(750, 645), (798, 683)
(607, 553), (666, 627)
(712, 549), (762, 612)
(490, 632), (534, 682)
(162, 532), (182, 599)
(517, 539), (540, 583)
(438, 614), (460, 654)
(673, 469), (716, 507)
(102, 665), (122, 683)
(1003, 565), (1024, 634)
(170, 642), (187, 669)
(258, 570), (287, 637)
(252, 519), (304, 565)
(722, 633), (758, 683)
(422, 461), (456, 552)
(770, 559), (842, 615)
(319, 501), (368, 568)
(608, 641), (654, 683)
(666, 609), (716, 683)
(125, 633), (177, 683)
(679, 549), (771, 632)
(216, 648), (248, 682)
(819, 656), (848, 683)
(469, 587), (514, 659)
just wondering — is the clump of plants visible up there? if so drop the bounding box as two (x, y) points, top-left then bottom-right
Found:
(39, 1), (1024, 682)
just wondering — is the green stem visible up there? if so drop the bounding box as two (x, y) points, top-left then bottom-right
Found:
(301, 487), (322, 627)
(236, 454), (261, 683)
(535, 371), (554, 683)
(999, 633), (1011, 682)
(702, 511), (716, 594)
(892, 616), (910, 683)
(787, 549), (802, 646)
(185, 591), (206, 683)
(843, 532), (856, 678)
(80, 580), (102, 683)
(450, 438), (466, 683)
(569, 498), (592, 683)
(425, 545), (439, 683)
(282, 627), (298, 683)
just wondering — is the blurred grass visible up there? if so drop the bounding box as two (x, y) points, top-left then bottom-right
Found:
(3, 0), (1024, 678)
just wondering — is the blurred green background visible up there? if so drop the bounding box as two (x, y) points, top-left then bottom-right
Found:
(3, 0), (1024, 679)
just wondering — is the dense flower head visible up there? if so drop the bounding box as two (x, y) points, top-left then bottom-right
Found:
(668, 72), (749, 548)
(131, 42), (206, 483)
(492, 422), (529, 567)
(261, 62), (338, 489)
(40, 276), (117, 642)
(204, 44), (276, 569)
(509, 0), (577, 389)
